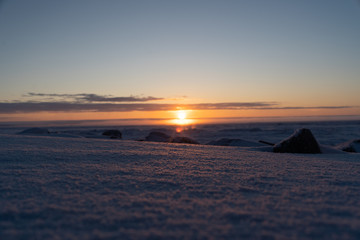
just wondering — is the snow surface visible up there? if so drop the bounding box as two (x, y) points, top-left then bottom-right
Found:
(1, 133), (360, 239)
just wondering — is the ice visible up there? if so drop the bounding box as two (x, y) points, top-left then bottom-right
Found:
(336, 139), (360, 153)
(207, 138), (264, 147)
(18, 127), (50, 135)
(144, 131), (199, 144)
(102, 129), (122, 139)
(145, 131), (171, 142)
(4, 120), (359, 147)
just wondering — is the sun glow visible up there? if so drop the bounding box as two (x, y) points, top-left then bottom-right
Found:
(172, 110), (193, 125)
(177, 110), (186, 121)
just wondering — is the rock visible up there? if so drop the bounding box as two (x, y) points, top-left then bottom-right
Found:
(171, 137), (199, 144)
(336, 139), (360, 153)
(19, 127), (50, 135)
(273, 128), (321, 154)
(145, 132), (171, 142)
(207, 138), (263, 147)
(102, 130), (122, 139)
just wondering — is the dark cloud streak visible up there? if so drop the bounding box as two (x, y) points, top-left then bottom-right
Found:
(1, 93), (355, 114)
(80, 94), (164, 102)
(256, 106), (355, 110)
(24, 93), (164, 102)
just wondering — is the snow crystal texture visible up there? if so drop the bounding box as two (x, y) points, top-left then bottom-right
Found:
(0, 133), (360, 239)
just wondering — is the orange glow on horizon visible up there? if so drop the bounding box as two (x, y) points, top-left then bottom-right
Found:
(177, 110), (186, 121)
(1, 106), (359, 125)
(171, 110), (194, 125)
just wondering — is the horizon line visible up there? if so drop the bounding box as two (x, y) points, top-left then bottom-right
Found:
(1, 114), (359, 127)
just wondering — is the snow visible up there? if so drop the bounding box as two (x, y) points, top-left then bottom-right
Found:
(1, 133), (359, 239)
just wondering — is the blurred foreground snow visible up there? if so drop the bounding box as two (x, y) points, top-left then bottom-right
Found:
(0, 134), (359, 239)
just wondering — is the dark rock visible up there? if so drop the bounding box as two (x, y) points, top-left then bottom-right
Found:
(102, 130), (122, 139)
(273, 128), (321, 153)
(19, 127), (50, 134)
(336, 139), (360, 153)
(171, 137), (199, 144)
(145, 132), (171, 142)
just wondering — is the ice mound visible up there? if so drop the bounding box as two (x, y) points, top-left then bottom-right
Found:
(207, 138), (263, 147)
(145, 132), (171, 142)
(121, 128), (142, 136)
(149, 128), (173, 135)
(18, 127), (50, 135)
(145, 132), (199, 144)
(336, 139), (360, 153)
(273, 128), (321, 153)
(102, 130), (122, 139)
(219, 127), (262, 133)
(171, 137), (199, 144)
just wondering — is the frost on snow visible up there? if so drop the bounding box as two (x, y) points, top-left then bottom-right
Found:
(0, 133), (359, 239)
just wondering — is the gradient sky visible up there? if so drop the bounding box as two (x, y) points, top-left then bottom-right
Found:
(1, 0), (360, 124)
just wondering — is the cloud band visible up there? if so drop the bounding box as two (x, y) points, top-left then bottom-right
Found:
(0, 102), (354, 114)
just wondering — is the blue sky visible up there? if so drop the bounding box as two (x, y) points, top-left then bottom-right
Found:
(0, 0), (359, 122)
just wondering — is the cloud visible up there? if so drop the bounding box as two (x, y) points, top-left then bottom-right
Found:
(255, 106), (356, 110)
(0, 100), (355, 114)
(81, 94), (163, 102)
(0, 92), (355, 114)
(24, 93), (164, 102)
(0, 102), (273, 113)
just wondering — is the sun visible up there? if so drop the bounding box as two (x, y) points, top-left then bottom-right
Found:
(172, 110), (192, 125)
(177, 110), (187, 121)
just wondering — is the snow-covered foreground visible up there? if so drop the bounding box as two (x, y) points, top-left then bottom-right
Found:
(0, 134), (359, 240)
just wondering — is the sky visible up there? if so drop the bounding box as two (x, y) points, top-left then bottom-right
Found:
(0, 0), (360, 124)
